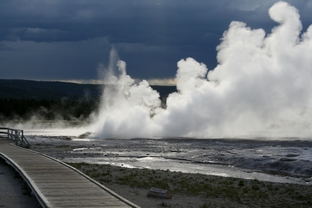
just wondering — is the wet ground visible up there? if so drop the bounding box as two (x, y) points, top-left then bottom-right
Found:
(0, 156), (39, 208)
(26, 135), (312, 185)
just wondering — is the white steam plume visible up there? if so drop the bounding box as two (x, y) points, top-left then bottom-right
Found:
(91, 48), (161, 138)
(90, 2), (312, 139)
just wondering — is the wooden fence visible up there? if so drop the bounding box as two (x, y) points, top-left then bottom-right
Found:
(0, 127), (30, 148)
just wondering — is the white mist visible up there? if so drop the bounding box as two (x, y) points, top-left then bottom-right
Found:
(90, 2), (312, 139)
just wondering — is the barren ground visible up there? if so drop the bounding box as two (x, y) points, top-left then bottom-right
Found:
(28, 136), (312, 208)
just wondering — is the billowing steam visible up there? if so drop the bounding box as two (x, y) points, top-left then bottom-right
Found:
(90, 2), (312, 139)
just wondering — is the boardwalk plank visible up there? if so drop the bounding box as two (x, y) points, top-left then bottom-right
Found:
(0, 139), (139, 208)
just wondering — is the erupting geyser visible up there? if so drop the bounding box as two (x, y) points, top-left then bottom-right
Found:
(90, 2), (312, 139)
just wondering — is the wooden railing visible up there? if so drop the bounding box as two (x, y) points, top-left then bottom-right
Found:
(0, 127), (30, 148)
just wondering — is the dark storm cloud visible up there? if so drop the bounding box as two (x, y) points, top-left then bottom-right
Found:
(0, 1), (249, 43)
(0, 0), (311, 81)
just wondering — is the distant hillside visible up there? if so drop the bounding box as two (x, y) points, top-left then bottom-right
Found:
(0, 79), (101, 100)
(150, 85), (177, 98)
(0, 79), (176, 100)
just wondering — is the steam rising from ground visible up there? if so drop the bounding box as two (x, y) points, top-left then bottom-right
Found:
(90, 2), (312, 139)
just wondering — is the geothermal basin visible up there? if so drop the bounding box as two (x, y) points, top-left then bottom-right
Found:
(25, 130), (312, 186)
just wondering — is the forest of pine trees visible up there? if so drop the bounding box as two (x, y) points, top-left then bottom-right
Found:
(0, 98), (97, 122)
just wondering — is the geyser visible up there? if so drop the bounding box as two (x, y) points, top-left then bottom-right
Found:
(90, 2), (312, 139)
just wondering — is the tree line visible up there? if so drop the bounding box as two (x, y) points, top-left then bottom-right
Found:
(0, 98), (98, 121)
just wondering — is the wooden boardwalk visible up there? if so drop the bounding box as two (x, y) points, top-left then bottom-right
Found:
(0, 139), (140, 208)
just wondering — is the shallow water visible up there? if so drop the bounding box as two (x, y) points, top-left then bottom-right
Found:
(26, 134), (312, 185)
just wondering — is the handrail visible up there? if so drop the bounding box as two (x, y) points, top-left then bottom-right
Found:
(0, 127), (30, 148)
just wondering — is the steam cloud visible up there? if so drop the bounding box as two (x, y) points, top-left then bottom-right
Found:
(90, 2), (312, 139)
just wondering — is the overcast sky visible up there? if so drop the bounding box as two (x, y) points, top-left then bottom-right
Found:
(1, 0), (311, 84)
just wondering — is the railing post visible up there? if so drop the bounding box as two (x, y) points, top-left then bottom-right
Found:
(15, 130), (18, 145)
(0, 127), (29, 148)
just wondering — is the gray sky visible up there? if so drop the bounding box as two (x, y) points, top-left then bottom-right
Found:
(1, 0), (311, 84)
